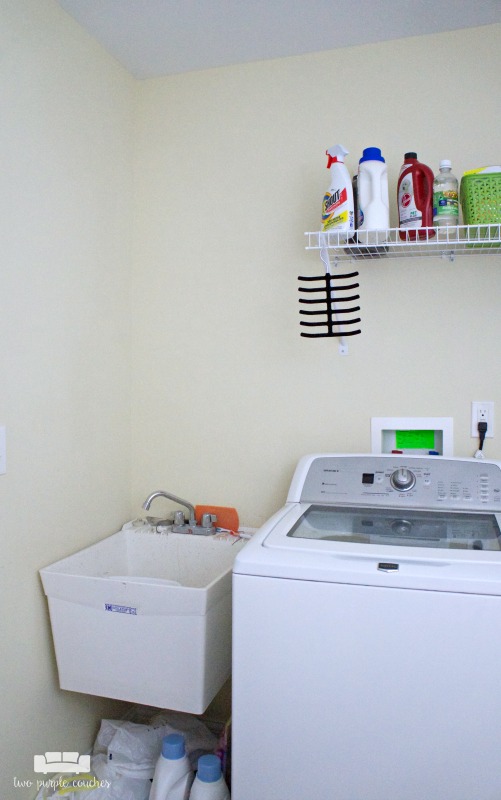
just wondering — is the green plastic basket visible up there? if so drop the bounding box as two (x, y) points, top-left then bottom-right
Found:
(460, 172), (501, 245)
(461, 172), (501, 223)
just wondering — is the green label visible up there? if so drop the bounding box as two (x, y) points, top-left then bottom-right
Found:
(395, 430), (435, 450)
(433, 190), (459, 217)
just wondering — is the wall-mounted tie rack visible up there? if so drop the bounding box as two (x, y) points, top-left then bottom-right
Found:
(298, 244), (361, 354)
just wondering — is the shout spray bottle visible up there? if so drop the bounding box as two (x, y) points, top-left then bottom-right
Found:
(321, 145), (355, 241)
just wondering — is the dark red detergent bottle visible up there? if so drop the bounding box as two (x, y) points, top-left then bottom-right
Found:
(397, 152), (435, 240)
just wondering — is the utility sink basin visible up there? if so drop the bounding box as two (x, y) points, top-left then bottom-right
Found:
(40, 523), (246, 714)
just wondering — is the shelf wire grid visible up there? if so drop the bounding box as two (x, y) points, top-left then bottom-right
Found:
(305, 224), (501, 261)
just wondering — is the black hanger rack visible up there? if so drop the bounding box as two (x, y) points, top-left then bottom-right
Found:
(297, 269), (361, 341)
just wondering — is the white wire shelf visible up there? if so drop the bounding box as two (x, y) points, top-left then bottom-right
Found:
(305, 224), (501, 262)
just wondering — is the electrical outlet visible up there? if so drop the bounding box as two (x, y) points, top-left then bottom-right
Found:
(471, 402), (494, 438)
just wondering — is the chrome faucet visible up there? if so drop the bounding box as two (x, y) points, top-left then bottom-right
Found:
(142, 490), (196, 526)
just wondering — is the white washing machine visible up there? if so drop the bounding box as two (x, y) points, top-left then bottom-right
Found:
(232, 454), (501, 800)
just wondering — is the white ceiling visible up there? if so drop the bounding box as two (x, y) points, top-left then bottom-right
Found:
(56, 0), (500, 79)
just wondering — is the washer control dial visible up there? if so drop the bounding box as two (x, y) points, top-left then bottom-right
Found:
(390, 467), (416, 492)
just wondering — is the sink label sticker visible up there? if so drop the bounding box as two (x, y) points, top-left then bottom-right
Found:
(104, 603), (137, 615)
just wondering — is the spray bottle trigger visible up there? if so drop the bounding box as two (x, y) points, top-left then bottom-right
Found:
(326, 144), (349, 169)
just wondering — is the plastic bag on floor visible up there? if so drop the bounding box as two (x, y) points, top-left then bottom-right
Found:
(93, 719), (162, 781)
(33, 767), (149, 800)
(95, 713), (218, 777)
(33, 712), (218, 800)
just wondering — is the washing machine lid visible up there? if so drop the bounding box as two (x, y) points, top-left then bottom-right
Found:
(284, 504), (501, 551)
(233, 455), (501, 593)
(233, 500), (501, 595)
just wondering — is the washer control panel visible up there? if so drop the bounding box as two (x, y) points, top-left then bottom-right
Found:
(298, 456), (501, 511)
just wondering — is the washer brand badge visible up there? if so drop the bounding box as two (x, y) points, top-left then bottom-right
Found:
(378, 562), (399, 572)
(105, 603), (137, 615)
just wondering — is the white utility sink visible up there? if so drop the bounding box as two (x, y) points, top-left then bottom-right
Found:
(40, 524), (246, 714)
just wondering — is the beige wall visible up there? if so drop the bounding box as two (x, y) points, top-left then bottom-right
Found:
(1, 2), (500, 794)
(0, 1), (134, 795)
(131, 24), (501, 525)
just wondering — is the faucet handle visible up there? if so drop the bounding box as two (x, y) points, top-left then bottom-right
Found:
(173, 510), (186, 526)
(201, 513), (217, 529)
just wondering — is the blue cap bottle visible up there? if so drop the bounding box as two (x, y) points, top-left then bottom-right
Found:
(356, 146), (389, 241)
(189, 754), (230, 799)
(150, 733), (194, 800)
(162, 733), (186, 759)
(359, 146), (385, 163)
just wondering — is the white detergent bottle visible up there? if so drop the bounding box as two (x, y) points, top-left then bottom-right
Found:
(150, 733), (194, 800)
(321, 144), (354, 242)
(356, 146), (389, 244)
(188, 754), (230, 800)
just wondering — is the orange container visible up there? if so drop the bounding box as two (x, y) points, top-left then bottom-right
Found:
(195, 505), (239, 533)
